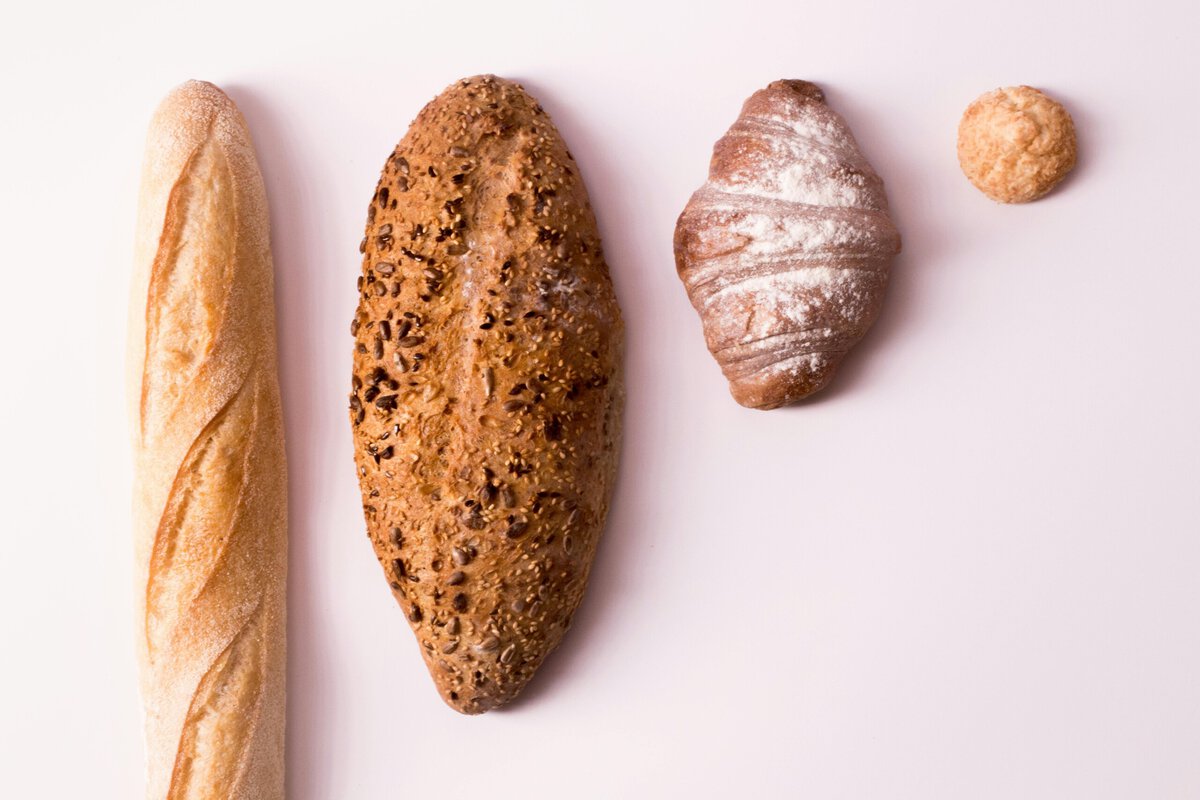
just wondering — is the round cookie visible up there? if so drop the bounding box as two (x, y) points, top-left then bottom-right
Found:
(957, 86), (1076, 203)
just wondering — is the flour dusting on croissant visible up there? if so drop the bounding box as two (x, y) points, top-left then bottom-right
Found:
(674, 80), (900, 409)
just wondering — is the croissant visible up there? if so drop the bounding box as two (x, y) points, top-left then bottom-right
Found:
(674, 80), (901, 409)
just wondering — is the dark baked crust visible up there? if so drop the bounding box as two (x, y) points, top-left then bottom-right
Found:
(350, 75), (623, 713)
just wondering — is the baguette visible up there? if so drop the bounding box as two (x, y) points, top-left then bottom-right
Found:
(350, 75), (623, 713)
(128, 80), (287, 799)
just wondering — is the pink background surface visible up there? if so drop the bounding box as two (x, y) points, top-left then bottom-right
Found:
(4, 0), (1199, 796)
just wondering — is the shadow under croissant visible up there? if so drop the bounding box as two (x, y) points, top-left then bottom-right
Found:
(772, 84), (940, 410)
(779, 249), (918, 408)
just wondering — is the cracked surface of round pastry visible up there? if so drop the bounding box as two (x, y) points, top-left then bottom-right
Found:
(957, 86), (1076, 203)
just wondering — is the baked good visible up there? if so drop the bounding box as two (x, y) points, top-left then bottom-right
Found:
(674, 80), (901, 409)
(957, 85), (1077, 203)
(349, 75), (623, 714)
(128, 80), (287, 798)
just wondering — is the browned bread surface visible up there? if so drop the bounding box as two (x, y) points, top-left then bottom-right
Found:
(675, 80), (900, 409)
(957, 85), (1077, 203)
(128, 80), (287, 799)
(350, 75), (623, 714)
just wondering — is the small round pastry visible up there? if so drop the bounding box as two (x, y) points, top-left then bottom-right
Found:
(957, 86), (1077, 203)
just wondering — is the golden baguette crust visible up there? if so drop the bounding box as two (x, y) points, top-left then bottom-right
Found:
(129, 80), (286, 799)
(350, 75), (623, 714)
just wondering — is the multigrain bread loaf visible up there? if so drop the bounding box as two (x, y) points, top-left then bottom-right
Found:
(128, 80), (287, 798)
(350, 75), (623, 714)
(675, 80), (900, 409)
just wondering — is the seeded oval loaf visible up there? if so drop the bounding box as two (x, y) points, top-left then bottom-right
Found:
(350, 75), (624, 714)
(128, 81), (287, 798)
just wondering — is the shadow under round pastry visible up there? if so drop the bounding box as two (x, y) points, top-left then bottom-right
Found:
(957, 85), (1077, 203)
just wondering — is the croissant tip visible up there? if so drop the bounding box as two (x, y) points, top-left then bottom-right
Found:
(730, 359), (843, 409)
(768, 79), (826, 104)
